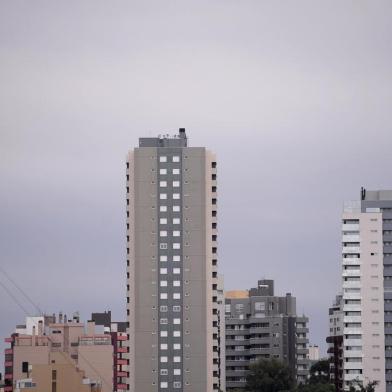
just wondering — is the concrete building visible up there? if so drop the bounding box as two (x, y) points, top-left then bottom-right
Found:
(15, 352), (102, 392)
(90, 311), (128, 391)
(224, 279), (309, 390)
(308, 345), (320, 361)
(3, 314), (113, 392)
(339, 188), (392, 391)
(126, 129), (222, 391)
(326, 295), (344, 392)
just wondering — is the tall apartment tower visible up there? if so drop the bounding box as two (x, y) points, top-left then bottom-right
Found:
(225, 279), (309, 390)
(126, 129), (221, 392)
(340, 188), (392, 391)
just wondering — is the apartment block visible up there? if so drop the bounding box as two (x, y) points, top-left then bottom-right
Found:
(90, 311), (129, 391)
(326, 295), (344, 392)
(339, 188), (392, 390)
(3, 314), (113, 392)
(126, 129), (222, 392)
(225, 279), (309, 390)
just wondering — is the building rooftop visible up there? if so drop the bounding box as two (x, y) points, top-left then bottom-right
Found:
(361, 187), (392, 201)
(225, 290), (249, 299)
(139, 128), (188, 148)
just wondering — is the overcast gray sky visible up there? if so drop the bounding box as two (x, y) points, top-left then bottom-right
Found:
(1, 0), (392, 366)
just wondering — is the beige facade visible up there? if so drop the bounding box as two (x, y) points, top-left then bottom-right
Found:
(18, 352), (101, 392)
(7, 316), (113, 392)
(126, 131), (222, 391)
(342, 210), (386, 391)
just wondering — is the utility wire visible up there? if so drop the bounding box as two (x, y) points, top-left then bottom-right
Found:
(0, 265), (43, 315)
(0, 278), (30, 316)
(0, 266), (115, 391)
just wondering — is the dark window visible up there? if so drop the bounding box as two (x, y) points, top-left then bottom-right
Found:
(52, 370), (57, 381)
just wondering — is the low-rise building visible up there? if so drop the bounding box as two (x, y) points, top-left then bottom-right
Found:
(3, 313), (114, 392)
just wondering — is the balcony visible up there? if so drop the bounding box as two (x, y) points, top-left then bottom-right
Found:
(342, 258), (361, 266)
(342, 235), (360, 243)
(5, 348), (12, 355)
(117, 371), (127, 377)
(342, 247), (360, 254)
(117, 347), (128, 353)
(343, 304), (361, 312)
(117, 384), (128, 390)
(344, 315), (361, 323)
(344, 338), (362, 346)
(343, 328), (362, 335)
(4, 337), (13, 343)
(343, 281), (361, 289)
(342, 270), (361, 278)
(343, 293), (361, 300)
(117, 335), (127, 341)
(342, 224), (359, 232)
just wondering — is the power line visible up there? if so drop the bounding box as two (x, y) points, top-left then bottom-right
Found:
(0, 267), (115, 391)
(0, 265), (43, 315)
(0, 278), (30, 316)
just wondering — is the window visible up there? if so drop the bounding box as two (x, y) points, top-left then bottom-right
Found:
(160, 268), (167, 275)
(160, 255), (167, 262)
(255, 302), (266, 311)
(173, 280), (181, 287)
(160, 243), (167, 249)
(160, 319), (168, 325)
(160, 168), (167, 175)
(160, 343), (168, 350)
(160, 331), (168, 337)
(173, 293), (181, 299)
(173, 305), (181, 312)
(160, 181), (167, 187)
(173, 331), (181, 337)
(173, 168), (180, 175)
(160, 218), (167, 224)
(173, 243), (181, 249)
(173, 369), (181, 376)
(160, 369), (168, 375)
(160, 281), (168, 287)
(173, 156), (180, 162)
(173, 181), (180, 187)
(173, 268), (180, 274)
(173, 206), (180, 212)
(173, 318), (181, 324)
(173, 193), (180, 200)
(160, 293), (168, 299)
(160, 381), (168, 388)
(160, 194), (167, 200)
(160, 231), (167, 237)
(173, 343), (181, 350)
(173, 255), (181, 262)
(160, 206), (167, 212)
(173, 218), (180, 224)
(160, 156), (167, 163)
(173, 231), (181, 237)
(173, 356), (181, 363)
